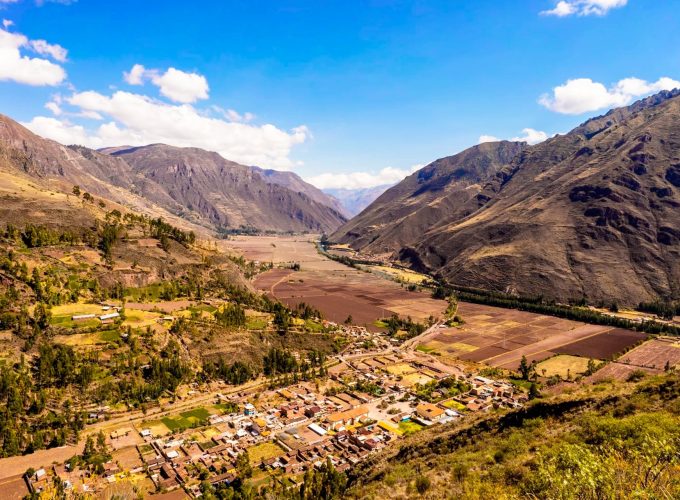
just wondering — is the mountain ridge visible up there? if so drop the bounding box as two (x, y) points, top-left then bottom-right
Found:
(0, 114), (346, 233)
(332, 90), (680, 305)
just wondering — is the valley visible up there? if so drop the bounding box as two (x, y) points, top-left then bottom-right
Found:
(1, 231), (677, 499)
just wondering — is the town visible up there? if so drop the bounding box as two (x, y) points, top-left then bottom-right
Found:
(22, 319), (526, 498)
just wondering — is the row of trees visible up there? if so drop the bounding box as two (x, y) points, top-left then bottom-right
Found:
(437, 286), (680, 336)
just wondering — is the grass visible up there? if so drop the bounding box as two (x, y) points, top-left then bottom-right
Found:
(159, 407), (211, 432)
(247, 442), (284, 465)
(442, 400), (467, 411)
(304, 319), (324, 332)
(214, 402), (238, 413)
(398, 419), (425, 435)
(246, 315), (269, 330)
(49, 303), (103, 329)
(416, 344), (435, 353)
(535, 354), (595, 379)
(122, 309), (161, 328)
(55, 329), (120, 346)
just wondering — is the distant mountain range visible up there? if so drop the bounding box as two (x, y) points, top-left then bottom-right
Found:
(0, 114), (347, 234)
(323, 185), (393, 217)
(332, 90), (680, 305)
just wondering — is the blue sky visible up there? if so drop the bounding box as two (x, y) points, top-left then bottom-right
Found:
(1, 0), (679, 188)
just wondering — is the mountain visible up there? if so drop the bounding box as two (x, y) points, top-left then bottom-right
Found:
(323, 185), (393, 216)
(332, 141), (527, 253)
(251, 166), (350, 218)
(332, 90), (680, 305)
(0, 113), (204, 234)
(105, 144), (347, 233)
(0, 114), (346, 233)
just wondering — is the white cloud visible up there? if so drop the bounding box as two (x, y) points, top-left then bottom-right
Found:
(511, 128), (549, 145)
(212, 106), (256, 123)
(22, 116), (92, 145)
(45, 100), (61, 115)
(0, 26), (66, 85)
(541, 0), (627, 17)
(478, 134), (499, 144)
(123, 63), (149, 85)
(29, 38), (67, 62)
(2, 19), (13, 28)
(479, 128), (549, 145)
(539, 77), (680, 114)
(306, 164), (421, 190)
(123, 64), (209, 103)
(23, 89), (309, 169)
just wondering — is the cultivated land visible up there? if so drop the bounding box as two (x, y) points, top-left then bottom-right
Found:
(417, 302), (648, 370)
(0, 231), (676, 499)
(228, 236), (447, 329)
(587, 337), (680, 382)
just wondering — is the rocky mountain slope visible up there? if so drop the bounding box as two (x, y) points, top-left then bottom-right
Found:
(252, 166), (349, 218)
(0, 114), (346, 233)
(332, 90), (680, 305)
(332, 141), (527, 253)
(106, 144), (347, 233)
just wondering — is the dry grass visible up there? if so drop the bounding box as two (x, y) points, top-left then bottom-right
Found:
(536, 354), (594, 378)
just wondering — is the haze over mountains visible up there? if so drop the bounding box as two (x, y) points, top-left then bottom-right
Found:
(323, 185), (393, 216)
(0, 114), (347, 234)
(333, 90), (680, 305)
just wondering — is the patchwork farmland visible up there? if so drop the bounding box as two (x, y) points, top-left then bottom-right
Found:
(586, 337), (680, 382)
(418, 302), (647, 370)
(229, 236), (447, 329)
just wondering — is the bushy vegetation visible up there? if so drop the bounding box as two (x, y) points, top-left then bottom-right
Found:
(345, 373), (680, 499)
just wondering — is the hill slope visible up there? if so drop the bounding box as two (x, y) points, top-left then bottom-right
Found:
(346, 373), (680, 499)
(332, 140), (527, 254)
(0, 114), (346, 233)
(333, 90), (680, 305)
(107, 144), (347, 233)
(252, 166), (350, 218)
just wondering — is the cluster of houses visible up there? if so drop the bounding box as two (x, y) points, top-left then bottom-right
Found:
(23, 345), (528, 499)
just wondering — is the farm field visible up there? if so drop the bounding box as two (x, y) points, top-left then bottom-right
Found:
(419, 302), (647, 370)
(535, 354), (594, 379)
(586, 337), (680, 382)
(229, 237), (447, 330)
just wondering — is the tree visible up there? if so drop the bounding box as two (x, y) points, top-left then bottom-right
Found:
(529, 382), (541, 400)
(344, 315), (353, 325)
(72, 185), (81, 197)
(159, 233), (170, 253)
(235, 451), (252, 479)
(273, 307), (291, 334)
(518, 355), (535, 380)
(33, 303), (51, 330)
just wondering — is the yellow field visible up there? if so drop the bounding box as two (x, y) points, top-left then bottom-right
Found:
(365, 265), (429, 284)
(142, 420), (171, 437)
(385, 363), (416, 376)
(51, 303), (104, 316)
(401, 372), (435, 387)
(535, 355), (595, 379)
(378, 421), (403, 436)
(247, 442), (284, 465)
(122, 309), (161, 328)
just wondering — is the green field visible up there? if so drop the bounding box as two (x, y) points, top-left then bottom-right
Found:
(398, 419), (425, 435)
(246, 315), (269, 330)
(160, 407), (212, 431)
